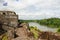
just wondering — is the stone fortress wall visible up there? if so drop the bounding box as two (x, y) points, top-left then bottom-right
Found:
(0, 11), (18, 30)
(0, 11), (18, 40)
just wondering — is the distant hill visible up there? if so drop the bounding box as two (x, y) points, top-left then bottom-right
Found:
(18, 18), (60, 28)
(39, 18), (60, 28)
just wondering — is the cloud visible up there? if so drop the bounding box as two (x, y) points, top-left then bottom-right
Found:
(3, 2), (8, 6)
(0, 0), (60, 19)
(5, 0), (39, 9)
(0, 0), (4, 3)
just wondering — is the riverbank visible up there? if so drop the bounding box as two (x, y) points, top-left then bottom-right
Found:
(19, 18), (60, 28)
(29, 22), (57, 32)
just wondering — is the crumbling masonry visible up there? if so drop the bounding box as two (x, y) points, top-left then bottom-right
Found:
(0, 11), (18, 40)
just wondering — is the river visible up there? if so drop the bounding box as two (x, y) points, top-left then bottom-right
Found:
(28, 22), (57, 32)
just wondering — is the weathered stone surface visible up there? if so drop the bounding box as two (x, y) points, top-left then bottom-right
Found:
(0, 11), (18, 40)
(12, 23), (29, 40)
(0, 11), (18, 30)
(39, 32), (60, 40)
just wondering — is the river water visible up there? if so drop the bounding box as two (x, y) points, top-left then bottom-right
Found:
(28, 22), (57, 32)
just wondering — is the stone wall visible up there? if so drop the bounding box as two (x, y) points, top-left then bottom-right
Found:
(0, 11), (18, 40)
(0, 11), (18, 30)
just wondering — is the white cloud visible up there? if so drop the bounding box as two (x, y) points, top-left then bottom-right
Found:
(0, 0), (60, 19)
(5, 0), (40, 9)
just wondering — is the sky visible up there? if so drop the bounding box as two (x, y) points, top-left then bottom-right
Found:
(0, 0), (60, 20)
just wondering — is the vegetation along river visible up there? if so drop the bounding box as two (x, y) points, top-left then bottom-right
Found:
(28, 22), (57, 32)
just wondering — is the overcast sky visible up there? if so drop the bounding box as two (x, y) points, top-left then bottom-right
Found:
(0, 0), (60, 20)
